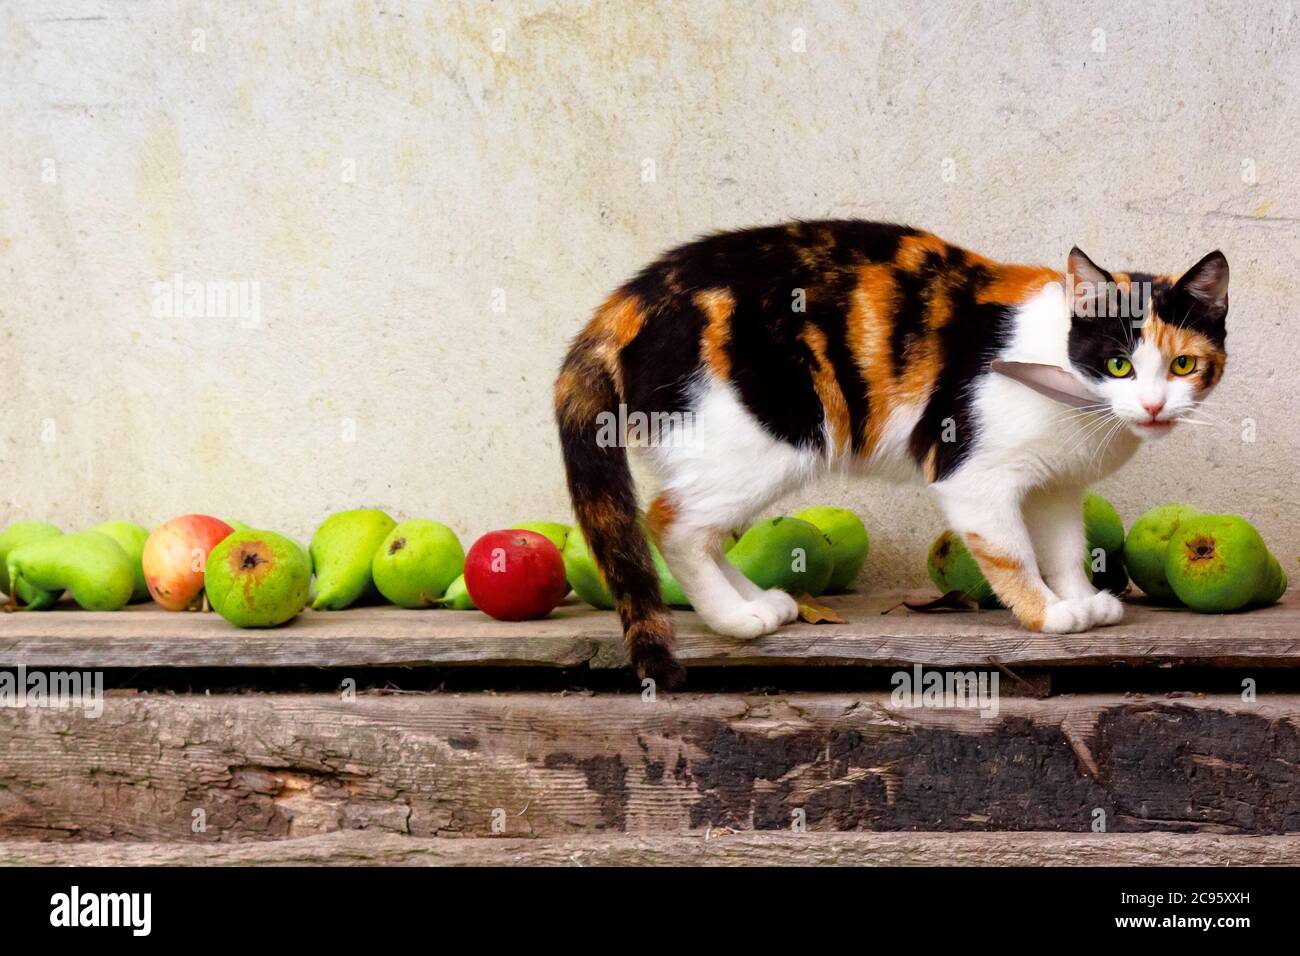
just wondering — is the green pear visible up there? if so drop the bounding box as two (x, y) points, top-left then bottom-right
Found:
(309, 508), (396, 610)
(1165, 515), (1270, 612)
(226, 520), (253, 532)
(793, 506), (869, 593)
(6, 530), (134, 611)
(439, 573), (477, 610)
(1083, 493), (1128, 593)
(561, 528), (692, 609)
(372, 519), (465, 608)
(0, 521), (63, 608)
(91, 521), (151, 603)
(563, 529), (614, 609)
(1259, 553), (1288, 605)
(1124, 503), (1201, 602)
(511, 521), (571, 552)
(205, 529), (312, 627)
(927, 531), (1000, 607)
(652, 547), (691, 608)
(726, 516), (835, 596)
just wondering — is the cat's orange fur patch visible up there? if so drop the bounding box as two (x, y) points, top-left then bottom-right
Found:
(592, 292), (646, 348)
(553, 339), (608, 430)
(800, 322), (853, 453)
(975, 263), (1061, 306)
(894, 232), (948, 272)
(582, 292), (648, 395)
(921, 445), (938, 483)
(845, 263), (902, 453)
(1143, 312), (1226, 386)
(645, 492), (677, 541)
(965, 532), (1047, 631)
(848, 261), (946, 458)
(695, 288), (735, 380)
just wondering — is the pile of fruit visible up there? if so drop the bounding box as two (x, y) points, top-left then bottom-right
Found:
(926, 493), (1287, 613)
(0, 495), (1286, 629)
(0, 506), (869, 629)
(1124, 505), (1287, 611)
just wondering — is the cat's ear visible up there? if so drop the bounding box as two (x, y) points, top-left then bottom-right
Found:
(1066, 246), (1114, 319)
(1175, 250), (1229, 322)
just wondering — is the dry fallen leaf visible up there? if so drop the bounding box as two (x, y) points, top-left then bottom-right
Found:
(903, 591), (982, 613)
(792, 594), (848, 624)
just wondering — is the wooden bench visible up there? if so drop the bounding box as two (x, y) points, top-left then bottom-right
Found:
(2, 591), (1298, 865)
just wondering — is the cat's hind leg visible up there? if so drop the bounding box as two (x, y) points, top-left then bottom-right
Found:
(646, 382), (820, 639)
(654, 514), (783, 639)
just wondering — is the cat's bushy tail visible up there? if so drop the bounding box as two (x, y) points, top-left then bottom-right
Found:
(554, 331), (686, 690)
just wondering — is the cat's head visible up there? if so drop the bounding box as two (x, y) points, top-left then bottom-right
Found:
(1066, 247), (1228, 440)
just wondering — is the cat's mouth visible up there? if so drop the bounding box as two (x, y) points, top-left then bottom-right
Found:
(1134, 417), (1174, 435)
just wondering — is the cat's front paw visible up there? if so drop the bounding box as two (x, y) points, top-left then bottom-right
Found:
(761, 589), (800, 625)
(1040, 597), (1096, 634)
(1088, 590), (1124, 627)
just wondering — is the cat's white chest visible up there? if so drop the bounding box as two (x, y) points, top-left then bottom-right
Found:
(970, 283), (1140, 483)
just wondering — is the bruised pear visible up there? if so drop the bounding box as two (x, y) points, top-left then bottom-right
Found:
(205, 530), (311, 627)
(1124, 503), (1200, 603)
(1165, 515), (1272, 612)
(927, 531), (1000, 607)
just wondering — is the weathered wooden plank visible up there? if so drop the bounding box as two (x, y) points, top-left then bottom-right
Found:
(3, 830), (1297, 867)
(0, 590), (1296, 670)
(3, 691), (1300, 840)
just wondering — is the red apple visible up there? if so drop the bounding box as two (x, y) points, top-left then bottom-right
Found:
(464, 529), (568, 621)
(143, 514), (235, 610)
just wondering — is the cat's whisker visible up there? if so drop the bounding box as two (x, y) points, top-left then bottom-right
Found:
(1180, 406), (1229, 425)
(1044, 404), (1113, 427)
(1090, 417), (1129, 476)
(1066, 412), (1120, 452)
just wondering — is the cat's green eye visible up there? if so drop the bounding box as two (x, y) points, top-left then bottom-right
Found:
(1170, 355), (1197, 376)
(1105, 356), (1133, 378)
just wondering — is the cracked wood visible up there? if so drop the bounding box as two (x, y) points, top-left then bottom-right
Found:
(3, 691), (1300, 841)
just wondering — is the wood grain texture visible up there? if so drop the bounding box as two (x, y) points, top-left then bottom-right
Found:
(3, 830), (1296, 867)
(3, 691), (1300, 841)
(1, 590), (1296, 670)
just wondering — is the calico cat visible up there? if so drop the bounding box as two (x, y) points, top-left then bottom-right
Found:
(555, 221), (1229, 688)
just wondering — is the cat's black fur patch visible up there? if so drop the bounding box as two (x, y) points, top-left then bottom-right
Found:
(620, 221), (917, 451)
(910, 257), (1018, 480)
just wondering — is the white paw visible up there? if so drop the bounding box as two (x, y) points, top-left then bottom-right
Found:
(761, 589), (800, 625)
(1088, 590), (1124, 626)
(701, 599), (783, 639)
(1040, 597), (1096, 634)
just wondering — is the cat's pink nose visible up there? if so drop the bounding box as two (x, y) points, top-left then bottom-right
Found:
(1141, 399), (1165, 418)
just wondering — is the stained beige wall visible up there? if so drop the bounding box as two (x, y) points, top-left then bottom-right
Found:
(3, 0), (1298, 587)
